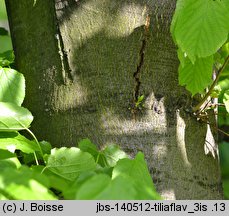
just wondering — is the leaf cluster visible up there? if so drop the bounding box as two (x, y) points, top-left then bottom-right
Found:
(171, 0), (229, 114)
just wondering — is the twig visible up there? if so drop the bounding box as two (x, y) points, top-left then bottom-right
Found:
(193, 55), (229, 112)
(200, 119), (229, 137)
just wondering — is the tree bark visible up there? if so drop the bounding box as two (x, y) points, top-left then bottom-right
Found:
(6, 0), (223, 199)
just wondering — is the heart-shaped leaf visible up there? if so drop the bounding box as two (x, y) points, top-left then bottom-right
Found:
(0, 67), (25, 105)
(0, 132), (39, 153)
(100, 144), (128, 167)
(46, 147), (96, 181)
(171, 0), (229, 61)
(0, 102), (33, 131)
(178, 55), (213, 95)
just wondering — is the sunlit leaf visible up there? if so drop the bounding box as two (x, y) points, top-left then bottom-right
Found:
(0, 149), (15, 160)
(101, 144), (128, 167)
(0, 67), (25, 105)
(0, 160), (17, 171)
(0, 166), (57, 200)
(76, 174), (137, 200)
(171, 0), (229, 61)
(46, 147), (96, 181)
(178, 55), (213, 95)
(113, 152), (161, 199)
(0, 132), (39, 153)
(78, 139), (99, 159)
(34, 166), (70, 193)
(0, 102), (33, 131)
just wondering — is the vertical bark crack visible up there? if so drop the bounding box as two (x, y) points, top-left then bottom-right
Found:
(54, 1), (74, 84)
(132, 15), (150, 118)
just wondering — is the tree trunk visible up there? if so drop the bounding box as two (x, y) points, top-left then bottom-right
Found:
(6, 0), (223, 199)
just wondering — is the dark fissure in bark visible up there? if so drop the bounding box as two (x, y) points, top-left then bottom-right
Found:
(132, 15), (150, 118)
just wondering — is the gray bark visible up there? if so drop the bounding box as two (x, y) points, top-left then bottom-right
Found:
(5, 0), (223, 199)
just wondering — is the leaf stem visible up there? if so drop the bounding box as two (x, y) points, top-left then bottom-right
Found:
(25, 128), (44, 157)
(95, 153), (100, 164)
(33, 152), (39, 165)
(217, 127), (229, 137)
(24, 128), (44, 166)
(200, 119), (229, 137)
(193, 55), (229, 112)
(13, 118), (44, 165)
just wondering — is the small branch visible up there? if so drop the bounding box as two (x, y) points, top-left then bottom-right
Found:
(217, 127), (229, 137)
(201, 119), (229, 137)
(193, 55), (229, 112)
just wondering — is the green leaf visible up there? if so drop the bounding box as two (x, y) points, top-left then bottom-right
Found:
(0, 132), (39, 153)
(223, 90), (229, 113)
(100, 144), (128, 167)
(97, 176), (139, 200)
(218, 106), (229, 126)
(220, 42), (229, 59)
(33, 0), (37, 6)
(95, 165), (113, 177)
(0, 1), (7, 20)
(76, 174), (138, 200)
(138, 95), (144, 102)
(0, 149), (15, 160)
(171, 0), (229, 61)
(223, 179), (229, 199)
(19, 141), (51, 165)
(78, 139), (99, 159)
(178, 55), (213, 95)
(177, 48), (186, 68)
(0, 67), (25, 105)
(0, 160), (17, 171)
(112, 153), (147, 182)
(49, 150), (160, 200)
(63, 171), (97, 199)
(9, 157), (21, 168)
(0, 194), (7, 200)
(37, 166), (70, 193)
(0, 102), (33, 131)
(0, 166), (57, 200)
(218, 78), (229, 92)
(0, 36), (12, 53)
(112, 152), (161, 199)
(219, 142), (229, 177)
(46, 147), (96, 181)
(39, 141), (52, 155)
(211, 85), (221, 98)
(0, 51), (14, 67)
(76, 174), (111, 199)
(78, 140), (128, 167)
(0, 27), (8, 36)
